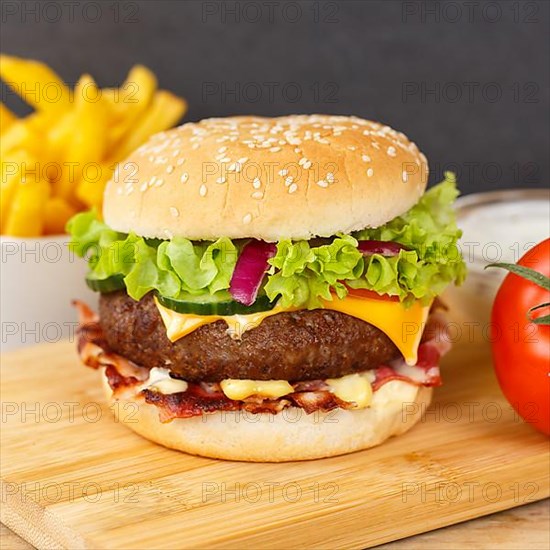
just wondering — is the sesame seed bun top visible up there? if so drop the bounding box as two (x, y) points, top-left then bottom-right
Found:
(103, 115), (428, 241)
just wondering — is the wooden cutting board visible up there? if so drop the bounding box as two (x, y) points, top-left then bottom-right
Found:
(1, 339), (548, 549)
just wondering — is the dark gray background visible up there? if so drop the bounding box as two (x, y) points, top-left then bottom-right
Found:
(1, 0), (549, 193)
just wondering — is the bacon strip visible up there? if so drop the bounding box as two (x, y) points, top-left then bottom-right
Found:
(75, 301), (449, 422)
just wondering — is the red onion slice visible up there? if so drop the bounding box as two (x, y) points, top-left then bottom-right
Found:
(230, 240), (277, 306)
(357, 240), (407, 256)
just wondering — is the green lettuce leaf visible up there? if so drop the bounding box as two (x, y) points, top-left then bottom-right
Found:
(265, 235), (364, 308)
(66, 173), (466, 308)
(157, 237), (237, 295)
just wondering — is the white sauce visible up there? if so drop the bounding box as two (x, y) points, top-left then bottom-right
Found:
(459, 199), (549, 268)
(444, 192), (549, 326)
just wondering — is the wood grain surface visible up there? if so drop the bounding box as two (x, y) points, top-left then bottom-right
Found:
(2, 499), (549, 550)
(1, 339), (548, 549)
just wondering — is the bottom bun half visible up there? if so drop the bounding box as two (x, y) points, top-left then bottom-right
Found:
(102, 374), (432, 462)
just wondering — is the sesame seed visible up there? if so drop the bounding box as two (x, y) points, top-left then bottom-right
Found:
(303, 160), (312, 169)
(180, 173), (189, 183)
(252, 191), (263, 200)
(156, 178), (164, 186)
(228, 163), (236, 172)
(216, 177), (226, 184)
(316, 180), (328, 188)
(170, 207), (179, 218)
(218, 146), (227, 153)
(387, 146), (397, 157)
(362, 155), (371, 162)
(242, 213), (252, 224)
(372, 142), (380, 150)
(367, 168), (374, 177)
(294, 147), (301, 154)
(199, 184), (207, 197)
(166, 165), (174, 174)
(402, 171), (409, 183)
(237, 157), (248, 164)
(172, 150), (180, 157)
(279, 169), (288, 176)
(192, 143), (200, 150)
(288, 183), (298, 194)
(253, 177), (261, 189)
(270, 147), (281, 153)
(176, 158), (185, 166)
(326, 172), (335, 183)
(219, 157), (230, 163)
(140, 182), (148, 192)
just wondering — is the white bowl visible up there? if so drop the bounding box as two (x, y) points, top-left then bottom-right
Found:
(1, 235), (97, 351)
(444, 188), (550, 330)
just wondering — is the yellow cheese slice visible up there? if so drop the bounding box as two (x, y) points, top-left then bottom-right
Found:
(320, 295), (431, 365)
(155, 294), (431, 366)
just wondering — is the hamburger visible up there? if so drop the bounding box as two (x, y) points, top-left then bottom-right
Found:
(68, 115), (466, 461)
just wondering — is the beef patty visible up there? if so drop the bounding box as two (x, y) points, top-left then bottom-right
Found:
(99, 291), (401, 381)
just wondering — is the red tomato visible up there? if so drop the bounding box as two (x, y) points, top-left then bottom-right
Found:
(491, 238), (550, 435)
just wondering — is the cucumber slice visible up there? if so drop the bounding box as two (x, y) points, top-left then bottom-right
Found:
(85, 274), (125, 293)
(157, 292), (276, 316)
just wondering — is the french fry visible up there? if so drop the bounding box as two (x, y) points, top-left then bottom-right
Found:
(104, 65), (157, 124)
(1, 151), (32, 233)
(71, 75), (108, 160)
(112, 90), (187, 160)
(75, 162), (113, 210)
(0, 111), (59, 158)
(104, 65), (158, 152)
(0, 102), (16, 133)
(44, 197), (77, 235)
(3, 178), (50, 237)
(54, 75), (108, 202)
(46, 110), (75, 159)
(0, 55), (71, 112)
(0, 120), (32, 157)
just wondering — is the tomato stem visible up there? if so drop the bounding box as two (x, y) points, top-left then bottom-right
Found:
(486, 263), (550, 326)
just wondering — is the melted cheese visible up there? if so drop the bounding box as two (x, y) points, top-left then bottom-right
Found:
(155, 297), (290, 340)
(220, 379), (294, 401)
(326, 373), (373, 409)
(155, 294), (431, 366)
(320, 295), (431, 365)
